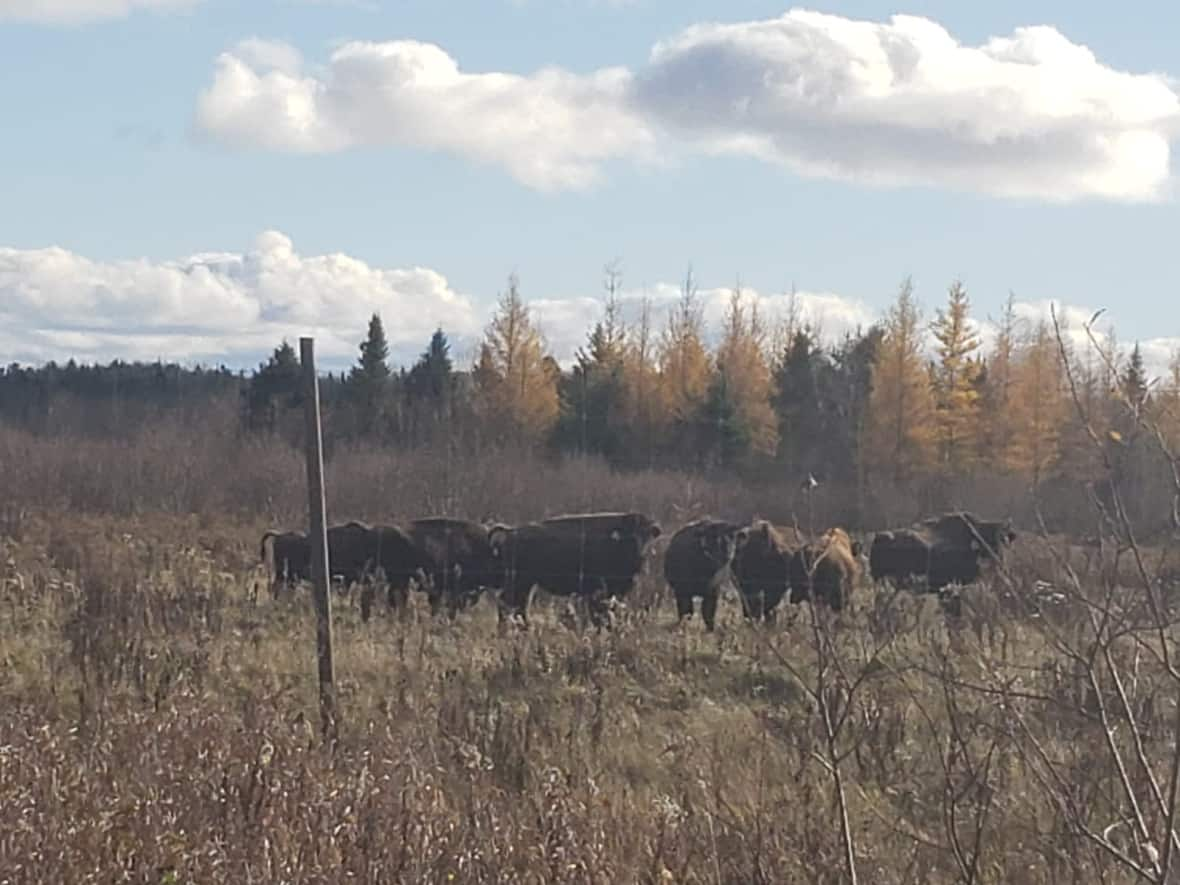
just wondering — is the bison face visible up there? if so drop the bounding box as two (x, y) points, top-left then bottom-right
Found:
(487, 524), (512, 554)
(695, 522), (744, 569)
(610, 515), (662, 543)
(734, 525), (751, 552)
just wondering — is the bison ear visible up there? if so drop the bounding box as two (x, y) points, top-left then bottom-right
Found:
(734, 527), (751, 550)
(649, 523), (662, 540)
(851, 540), (863, 557)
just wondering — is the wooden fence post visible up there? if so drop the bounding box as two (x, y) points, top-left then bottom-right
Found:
(299, 336), (338, 745)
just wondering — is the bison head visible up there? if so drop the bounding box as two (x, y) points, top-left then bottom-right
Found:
(607, 513), (662, 544)
(487, 524), (513, 560)
(694, 520), (748, 569)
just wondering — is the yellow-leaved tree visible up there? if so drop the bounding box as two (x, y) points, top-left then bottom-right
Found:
(929, 280), (982, 476)
(1006, 318), (1067, 482)
(980, 293), (1020, 473)
(1154, 349), (1180, 452)
(658, 267), (711, 429)
(710, 285), (779, 458)
(617, 294), (666, 464)
(473, 273), (559, 444)
(866, 276), (936, 483)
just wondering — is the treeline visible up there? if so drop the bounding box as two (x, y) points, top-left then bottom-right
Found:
(3, 270), (1178, 533)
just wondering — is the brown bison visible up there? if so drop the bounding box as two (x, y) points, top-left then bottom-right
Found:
(731, 520), (805, 622)
(407, 517), (504, 617)
(663, 519), (750, 631)
(489, 511), (662, 626)
(789, 527), (862, 611)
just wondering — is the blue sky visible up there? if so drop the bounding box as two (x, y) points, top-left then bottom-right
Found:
(1, 0), (1178, 375)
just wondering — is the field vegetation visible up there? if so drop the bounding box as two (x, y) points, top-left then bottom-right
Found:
(1, 281), (1179, 882)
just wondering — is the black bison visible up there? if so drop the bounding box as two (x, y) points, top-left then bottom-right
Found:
(407, 517), (504, 617)
(489, 511), (662, 625)
(869, 511), (1016, 592)
(261, 521), (433, 613)
(663, 519), (750, 631)
(731, 520), (805, 622)
(789, 527), (863, 611)
(330, 521), (437, 621)
(868, 529), (930, 589)
(260, 529), (310, 597)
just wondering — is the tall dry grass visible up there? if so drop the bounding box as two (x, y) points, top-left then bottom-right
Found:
(1, 498), (1179, 883)
(3, 353), (1179, 882)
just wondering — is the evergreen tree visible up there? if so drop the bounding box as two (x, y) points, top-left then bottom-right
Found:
(1120, 342), (1149, 411)
(774, 327), (826, 478)
(348, 312), (392, 436)
(698, 369), (750, 468)
(242, 340), (302, 433)
(404, 327), (457, 443)
(555, 263), (629, 457)
(352, 313), (391, 384)
(406, 327), (455, 404)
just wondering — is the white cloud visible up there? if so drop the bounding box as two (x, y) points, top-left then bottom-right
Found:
(0, 0), (197, 24)
(196, 39), (657, 191)
(632, 10), (1180, 202)
(953, 297), (1177, 383)
(1, 234), (1172, 385)
(0, 231), (482, 368)
(195, 10), (1180, 201)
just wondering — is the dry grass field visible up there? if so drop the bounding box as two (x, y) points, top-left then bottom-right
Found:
(2, 424), (1179, 884)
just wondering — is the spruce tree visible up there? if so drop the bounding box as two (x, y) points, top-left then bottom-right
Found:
(352, 313), (391, 385)
(407, 328), (454, 403)
(1121, 342), (1149, 410)
(774, 328), (825, 479)
(349, 312), (392, 436)
(242, 340), (302, 433)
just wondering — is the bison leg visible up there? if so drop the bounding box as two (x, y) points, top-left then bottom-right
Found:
(700, 590), (719, 632)
(386, 580), (410, 611)
(673, 589), (695, 623)
(497, 575), (532, 626)
(737, 589), (760, 620)
(585, 579), (616, 630)
(360, 582), (376, 623)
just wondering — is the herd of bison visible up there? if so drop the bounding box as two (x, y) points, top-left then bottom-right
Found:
(260, 510), (1018, 629)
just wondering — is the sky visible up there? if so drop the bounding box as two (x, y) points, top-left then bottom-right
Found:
(1, 0), (1178, 379)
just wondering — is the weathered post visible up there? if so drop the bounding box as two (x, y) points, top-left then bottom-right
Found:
(299, 336), (338, 745)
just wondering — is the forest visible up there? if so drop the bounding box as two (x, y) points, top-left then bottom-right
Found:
(3, 270), (1177, 536)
